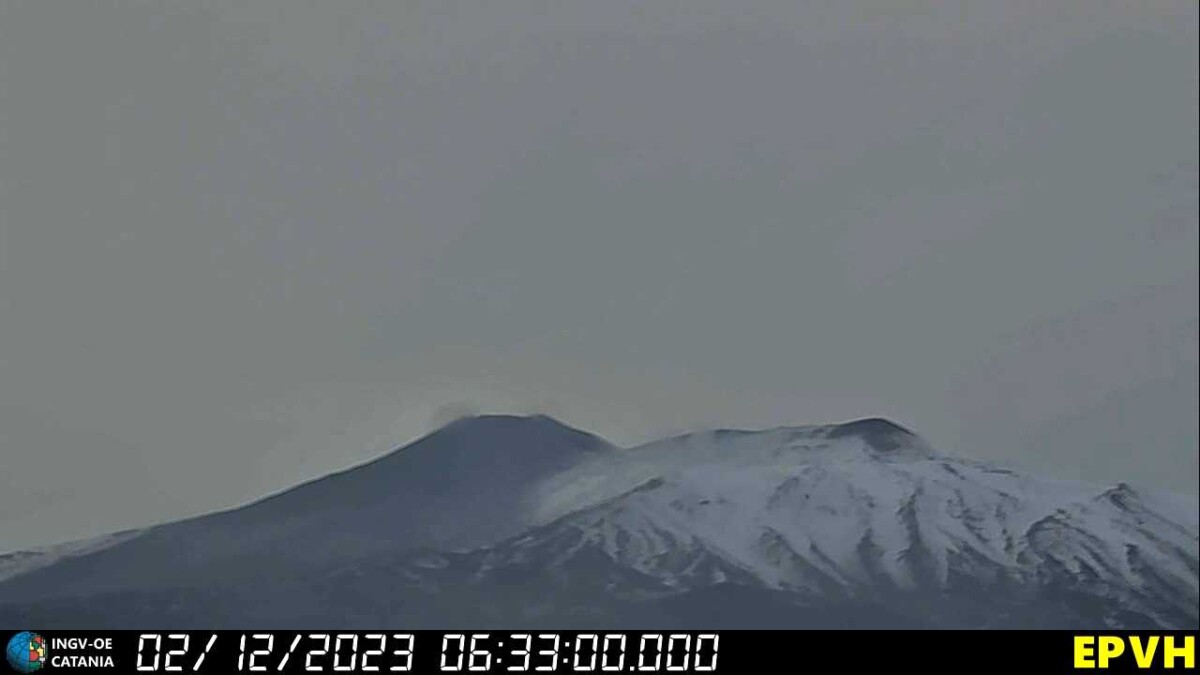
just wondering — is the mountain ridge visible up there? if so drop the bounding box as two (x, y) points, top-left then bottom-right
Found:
(0, 414), (1195, 629)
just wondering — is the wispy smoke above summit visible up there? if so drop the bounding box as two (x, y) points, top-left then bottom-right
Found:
(430, 402), (484, 430)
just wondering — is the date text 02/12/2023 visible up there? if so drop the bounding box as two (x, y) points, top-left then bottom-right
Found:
(133, 631), (720, 673)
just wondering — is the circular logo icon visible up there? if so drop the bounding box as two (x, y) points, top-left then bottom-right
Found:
(5, 632), (46, 674)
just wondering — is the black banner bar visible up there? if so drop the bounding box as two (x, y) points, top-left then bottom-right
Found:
(2, 630), (1196, 674)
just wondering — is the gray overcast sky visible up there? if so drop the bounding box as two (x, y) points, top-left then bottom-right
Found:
(1, 1), (1196, 551)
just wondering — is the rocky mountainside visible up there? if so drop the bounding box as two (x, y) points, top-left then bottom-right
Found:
(0, 415), (1195, 628)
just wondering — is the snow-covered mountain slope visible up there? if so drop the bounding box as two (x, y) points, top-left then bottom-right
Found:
(481, 419), (1198, 627)
(0, 530), (143, 584)
(0, 416), (1196, 629)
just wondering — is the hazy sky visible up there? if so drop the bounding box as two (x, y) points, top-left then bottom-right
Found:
(1, 1), (1196, 551)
